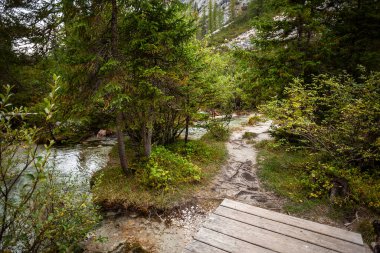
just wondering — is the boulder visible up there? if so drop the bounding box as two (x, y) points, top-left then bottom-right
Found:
(97, 129), (107, 138)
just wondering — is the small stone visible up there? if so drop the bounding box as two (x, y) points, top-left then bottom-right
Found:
(242, 172), (255, 181)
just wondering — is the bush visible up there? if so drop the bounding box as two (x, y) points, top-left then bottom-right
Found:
(243, 131), (258, 139)
(301, 162), (380, 210)
(0, 82), (100, 251)
(203, 121), (230, 141)
(261, 71), (380, 211)
(140, 146), (201, 190)
(168, 140), (212, 163)
(247, 115), (261, 126)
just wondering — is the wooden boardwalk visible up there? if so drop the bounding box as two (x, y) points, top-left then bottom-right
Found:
(184, 199), (365, 253)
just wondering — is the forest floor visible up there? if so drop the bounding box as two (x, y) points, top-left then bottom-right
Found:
(84, 116), (376, 252)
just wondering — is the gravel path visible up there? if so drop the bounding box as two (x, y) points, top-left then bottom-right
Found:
(210, 120), (284, 210)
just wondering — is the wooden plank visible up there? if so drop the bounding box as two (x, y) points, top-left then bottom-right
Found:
(185, 240), (228, 253)
(221, 199), (363, 245)
(215, 205), (364, 253)
(194, 227), (277, 253)
(204, 214), (337, 253)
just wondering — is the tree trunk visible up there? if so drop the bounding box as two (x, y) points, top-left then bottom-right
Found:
(185, 115), (190, 143)
(110, 0), (118, 56)
(110, 0), (128, 174)
(142, 121), (152, 157)
(116, 112), (129, 174)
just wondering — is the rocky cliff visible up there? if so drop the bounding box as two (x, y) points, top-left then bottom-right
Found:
(183, 0), (251, 24)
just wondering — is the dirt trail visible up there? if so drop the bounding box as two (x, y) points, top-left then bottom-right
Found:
(208, 119), (284, 210)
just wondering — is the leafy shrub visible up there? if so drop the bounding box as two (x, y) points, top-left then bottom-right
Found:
(302, 162), (380, 210)
(247, 115), (261, 126)
(140, 146), (201, 190)
(168, 140), (212, 163)
(262, 72), (380, 172)
(243, 131), (258, 139)
(193, 111), (210, 122)
(203, 121), (230, 141)
(261, 71), (380, 211)
(0, 82), (100, 252)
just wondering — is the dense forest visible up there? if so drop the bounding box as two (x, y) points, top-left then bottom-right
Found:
(1, 0), (379, 251)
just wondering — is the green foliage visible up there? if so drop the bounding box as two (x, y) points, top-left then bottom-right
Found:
(229, 0), (236, 20)
(257, 141), (311, 202)
(357, 220), (376, 244)
(258, 140), (379, 244)
(22, 176), (101, 252)
(168, 140), (215, 164)
(261, 71), (380, 211)
(0, 84), (100, 251)
(93, 138), (227, 210)
(262, 72), (380, 173)
(140, 146), (201, 190)
(203, 120), (230, 141)
(300, 163), (380, 211)
(247, 115), (261, 126)
(208, 0), (214, 33)
(230, 0), (380, 108)
(197, 49), (235, 112)
(0, 1), (57, 107)
(257, 140), (336, 216)
(242, 131), (258, 140)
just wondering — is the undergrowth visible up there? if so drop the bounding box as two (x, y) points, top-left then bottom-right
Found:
(257, 139), (379, 243)
(92, 138), (227, 211)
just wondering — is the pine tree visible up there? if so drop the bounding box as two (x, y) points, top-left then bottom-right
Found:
(122, 0), (196, 154)
(208, 0), (213, 33)
(229, 0), (236, 21)
(201, 7), (207, 35)
(58, 0), (196, 165)
(236, 0), (380, 107)
(212, 1), (218, 31)
(217, 3), (224, 28)
(0, 0), (59, 106)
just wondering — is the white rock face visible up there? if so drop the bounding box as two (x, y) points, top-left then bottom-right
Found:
(183, 0), (251, 24)
(224, 28), (256, 49)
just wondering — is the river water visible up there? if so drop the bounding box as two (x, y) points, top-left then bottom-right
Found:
(45, 137), (117, 180)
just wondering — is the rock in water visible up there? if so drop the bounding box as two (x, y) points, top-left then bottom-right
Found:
(97, 129), (107, 138)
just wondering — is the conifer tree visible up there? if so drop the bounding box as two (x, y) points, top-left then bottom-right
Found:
(217, 4), (224, 28)
(212, 1), (218, 31)
(229, 0), (236, 21)
(208, 0), (213, 33)
(201, 7), (208, 35)
(58, 0), (196, 164)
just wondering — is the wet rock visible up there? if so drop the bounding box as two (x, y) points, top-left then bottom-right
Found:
(105, 211), (118, 218)
(253, 196), (268, 203)
(111, 241), (129, 253)
(236, 190), (254, 197)
(97, 129), (107, 138)
(242, 172), (255, 181)
(129, 212), (138, 218)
